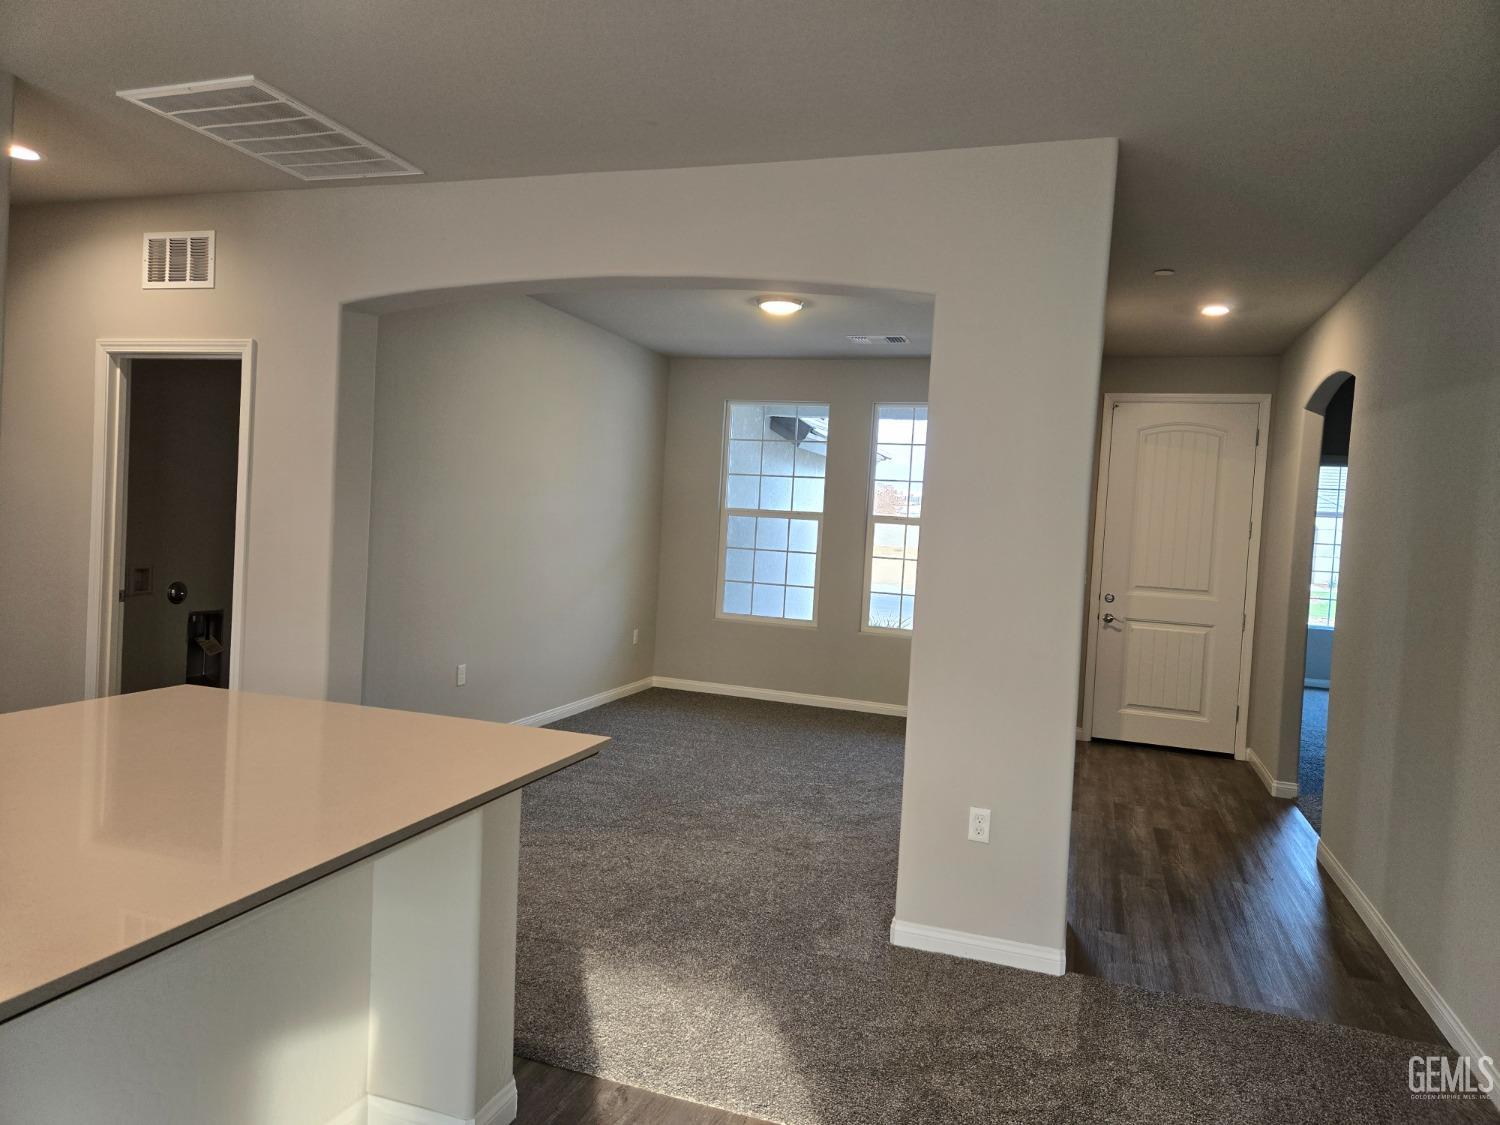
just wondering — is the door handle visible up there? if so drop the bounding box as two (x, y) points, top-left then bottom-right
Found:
(1102, 612), (1122, 625)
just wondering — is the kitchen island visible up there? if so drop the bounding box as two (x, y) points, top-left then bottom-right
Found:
(0, 685), (606, 1125)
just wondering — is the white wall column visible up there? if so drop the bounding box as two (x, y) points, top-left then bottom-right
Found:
(367, 796), (521, 1125)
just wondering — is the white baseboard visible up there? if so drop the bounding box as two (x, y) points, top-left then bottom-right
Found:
(1075, 725), (1088, 742)
(512, 677), (654, 727)
(1316, 842), (1496, 1108)
(652, 675), (907, 717)
(1245, 746), (1298, 798)
(890, 918), (1065, 976)
(1303, 678), (1330, 690)
(365, 1080), (518, 1125)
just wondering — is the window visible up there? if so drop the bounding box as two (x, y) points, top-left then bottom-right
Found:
(864, 404), (926, 631)
(1308, 463), (1347, 627)
(719, 402), (828, 623)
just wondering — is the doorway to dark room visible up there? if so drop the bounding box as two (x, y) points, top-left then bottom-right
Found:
(117, 358), (242, 693)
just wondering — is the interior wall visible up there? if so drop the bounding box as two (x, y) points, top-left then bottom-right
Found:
(361, 295), (666, 722)
(1254, 143), (1500, 1057)
(0, 140), (1117, 955)
(1076, 356), (1280, 728)
(119, 359), (241, 693)
(655, 356), (928, 705)
(0, 71), (12, 403)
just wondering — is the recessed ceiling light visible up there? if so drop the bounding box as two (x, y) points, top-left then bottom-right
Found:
(1153, 268), (1176, 277)
(7, 143), (41, 161)
(756, 297), (805, 317)
(1200, 303), (1232, 317)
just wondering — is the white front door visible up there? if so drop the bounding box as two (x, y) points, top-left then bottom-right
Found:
(1090, 400), (1261, 753)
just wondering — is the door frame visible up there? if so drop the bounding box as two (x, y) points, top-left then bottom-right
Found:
(1078, 392), (1271, 759)
(84, 339), (257, 698)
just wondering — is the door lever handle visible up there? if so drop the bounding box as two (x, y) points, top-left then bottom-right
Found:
(1102, 613), (1122, 625)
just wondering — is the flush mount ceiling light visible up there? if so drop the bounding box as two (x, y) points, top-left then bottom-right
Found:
(756, 297), (805, 317)
(1152, 267), (1176, 277)
(116, 75), (421, 181)
(1200, 303), (1232, 317)
(7, 143), (41, 161)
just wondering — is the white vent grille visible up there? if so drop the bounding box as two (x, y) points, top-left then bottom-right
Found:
(117, 76), (422, 182)
(143, 231), (215, 289)
(846, 335), (911, 345)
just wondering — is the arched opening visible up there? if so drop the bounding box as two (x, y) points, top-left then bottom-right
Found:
(1296, 371), (1354, 833)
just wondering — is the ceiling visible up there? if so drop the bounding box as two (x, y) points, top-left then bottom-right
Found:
(533, 289), (933, 358)
(3, 0), (1498, 355)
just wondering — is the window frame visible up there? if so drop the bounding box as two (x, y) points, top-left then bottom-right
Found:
(1307, 461), (1347, 629)
(861, 401), (926, 636)
(714, 399), (828, 629)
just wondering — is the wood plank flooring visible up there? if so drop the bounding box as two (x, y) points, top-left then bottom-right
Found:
(1066, 738), (1443, 1043)
(514, 1057), (774, 1125)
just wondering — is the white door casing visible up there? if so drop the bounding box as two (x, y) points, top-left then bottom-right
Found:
(85, 340), (256, 698)
(1088, 398), (1265, 754)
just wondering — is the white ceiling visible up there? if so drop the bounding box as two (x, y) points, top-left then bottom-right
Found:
(532, 289), (933, 358)
(3, 0), (1498, 355)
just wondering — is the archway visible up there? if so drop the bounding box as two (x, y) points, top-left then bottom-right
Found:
(1295, 371), (1354, 832)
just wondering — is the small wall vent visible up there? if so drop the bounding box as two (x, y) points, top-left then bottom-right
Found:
(847, 335), (911, 345)
(118, 76), (422, 182)
(143, 231), (215, 289)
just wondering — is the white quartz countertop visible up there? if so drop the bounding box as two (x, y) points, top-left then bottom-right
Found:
(0, 686), (605, 1023)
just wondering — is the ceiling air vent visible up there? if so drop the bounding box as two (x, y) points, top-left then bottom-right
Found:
(846, 335), (911, 345)
(143, 231), (215, 289)
(117, 76), (422, 182)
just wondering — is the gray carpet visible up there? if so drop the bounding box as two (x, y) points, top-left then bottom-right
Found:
(1299, 688), (1328, 832)
(516, 689), (1493, 1124)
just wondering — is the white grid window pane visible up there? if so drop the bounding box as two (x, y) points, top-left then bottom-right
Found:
(788, 518), (818, 552)
(1308, 464), (1347, 627)
(721, 401), (828, 623)
(723, 582), (752, 615)
(786, 552), (816, 587)
(866, 404), (927, 632)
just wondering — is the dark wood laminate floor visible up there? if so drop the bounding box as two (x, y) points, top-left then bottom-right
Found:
(514, 1057), (774, 1125)
(1066, 738), (1444, 1043)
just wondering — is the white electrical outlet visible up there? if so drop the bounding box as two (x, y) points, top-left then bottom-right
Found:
(455, 663), (467, 687)
(632, 627), (639, 646)
(967, 806), (991, 844)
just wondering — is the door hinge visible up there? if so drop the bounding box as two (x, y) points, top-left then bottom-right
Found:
(118, 589), (126, 603)
(1255, 427), (1261, 447)
(1242, 612), (1247, 631)
(1236, 704), (1241, 722)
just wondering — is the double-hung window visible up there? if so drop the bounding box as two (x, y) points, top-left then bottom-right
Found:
(1308, 463), (1347, 627)
(719, 402), (828, 623)
(864, 403), (926, 632)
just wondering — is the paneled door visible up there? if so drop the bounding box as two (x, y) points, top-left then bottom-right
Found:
(1090, 400), (1261, 753)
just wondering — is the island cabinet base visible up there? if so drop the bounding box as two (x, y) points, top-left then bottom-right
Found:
(0, 796), (523, 1125)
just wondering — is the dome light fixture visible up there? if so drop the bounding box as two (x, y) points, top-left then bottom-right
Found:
(7, 143), (42, 161)
(1200, 303), (1232, 317)
(756, 297), (805, 317)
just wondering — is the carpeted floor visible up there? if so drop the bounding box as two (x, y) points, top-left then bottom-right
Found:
(515, 689), (1493, 1124)
(1299, 688), (1328, 832)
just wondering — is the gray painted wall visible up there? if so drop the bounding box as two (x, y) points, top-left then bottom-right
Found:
(1303, 625), (1333, 685)
(0, 71), (12, 404)
(1254, 143), (1500, 1057)
(361, 296), (667, 722)
(120, 359), (241, 693)
(0, 140), (1117, 956)
(655, 357), (928, 705)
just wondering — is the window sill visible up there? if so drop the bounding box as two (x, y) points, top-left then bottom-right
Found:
(715, 612), (819, 630)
